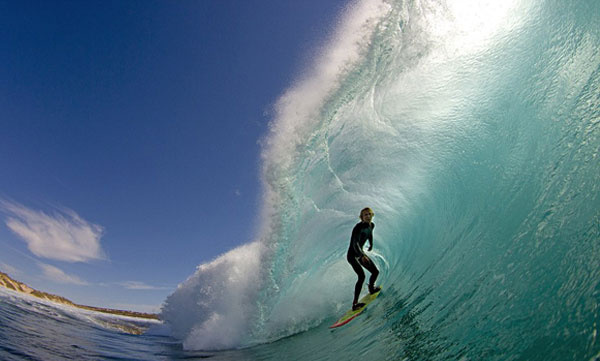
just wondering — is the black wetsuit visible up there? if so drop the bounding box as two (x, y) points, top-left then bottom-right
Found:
(347, 222), (379, 304)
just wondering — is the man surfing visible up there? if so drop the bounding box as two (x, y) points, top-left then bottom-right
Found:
(347, 207), (381, 310)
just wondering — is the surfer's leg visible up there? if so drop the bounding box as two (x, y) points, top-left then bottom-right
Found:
(354, 270), (365, 305)
(360, 256), (380, 293)
(347, 255), (365, 306)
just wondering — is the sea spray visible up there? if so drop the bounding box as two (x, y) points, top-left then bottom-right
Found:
(161, 242), (264, 350)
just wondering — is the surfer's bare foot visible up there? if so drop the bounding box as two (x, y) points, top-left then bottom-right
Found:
(369, 285), (381, 294)
(352, 302), (365, 311)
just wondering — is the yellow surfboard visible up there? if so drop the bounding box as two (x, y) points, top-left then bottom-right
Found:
(330, 287), (382, 328)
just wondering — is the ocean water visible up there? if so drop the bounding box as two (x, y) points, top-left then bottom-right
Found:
(2, 0), (599, 360)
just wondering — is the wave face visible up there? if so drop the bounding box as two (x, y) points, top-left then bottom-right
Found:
(161, 0), (600, 358)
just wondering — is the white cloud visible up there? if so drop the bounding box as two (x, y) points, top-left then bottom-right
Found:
(117, 281), (168, 291)
(1, 201), (106, 263)
(38, 263), (89, 286)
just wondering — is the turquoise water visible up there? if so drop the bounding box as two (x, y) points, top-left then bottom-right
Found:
(2, 0), (599, 360)
(163, 0), (600, 358)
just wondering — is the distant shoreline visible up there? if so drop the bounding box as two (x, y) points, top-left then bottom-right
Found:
(0, 271), (160, 321)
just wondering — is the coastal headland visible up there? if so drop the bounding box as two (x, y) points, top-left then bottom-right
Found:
(0, 271), (159, 321)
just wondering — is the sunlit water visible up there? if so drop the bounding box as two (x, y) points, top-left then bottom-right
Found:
(3, 0), (599, 360)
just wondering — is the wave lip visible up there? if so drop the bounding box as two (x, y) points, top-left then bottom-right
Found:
(160, 0), (391, 351)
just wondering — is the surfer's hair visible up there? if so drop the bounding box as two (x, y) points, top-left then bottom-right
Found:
(359, 207), (374, 220)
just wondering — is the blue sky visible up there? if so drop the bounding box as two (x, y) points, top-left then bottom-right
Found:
(0, 0), (347, 312)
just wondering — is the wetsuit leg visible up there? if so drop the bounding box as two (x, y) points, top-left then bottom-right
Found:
(359, 255), (379, 289)
(347, 254), (365, 305)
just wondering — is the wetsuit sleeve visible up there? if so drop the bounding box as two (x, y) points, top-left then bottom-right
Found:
(350, 224), (364, 257)
(369, 223), (375, 249)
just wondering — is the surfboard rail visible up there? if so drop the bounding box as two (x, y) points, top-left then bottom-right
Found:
(329, 288), (381, 329)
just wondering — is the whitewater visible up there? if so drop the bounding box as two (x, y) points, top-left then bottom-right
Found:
(2, 0), (599, 360)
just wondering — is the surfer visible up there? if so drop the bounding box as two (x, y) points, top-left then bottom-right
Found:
(347, 207), (381, 310)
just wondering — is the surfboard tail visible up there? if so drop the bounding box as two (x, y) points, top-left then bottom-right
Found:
(329, 313), (361, 328)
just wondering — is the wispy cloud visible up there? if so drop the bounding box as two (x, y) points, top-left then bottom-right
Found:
(1, 201), (106, 263)
(117, 281), (169, 291)
(110, 302), (162, 314)
(38, 263), (89, 286)
(0, 262), (21, 276)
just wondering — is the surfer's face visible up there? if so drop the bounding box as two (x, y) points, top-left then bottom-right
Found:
(361, 210), (374, 223)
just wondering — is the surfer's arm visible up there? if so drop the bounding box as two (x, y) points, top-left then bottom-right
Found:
(367, 223), (374, 251)
(350, 225), (365, 256)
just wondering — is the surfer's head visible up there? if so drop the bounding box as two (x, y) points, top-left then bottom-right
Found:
(360, 207), (374, 222)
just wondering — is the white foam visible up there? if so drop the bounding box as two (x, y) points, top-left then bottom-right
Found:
(161, 241), (264, 350)
(261, 0), (391, 176)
